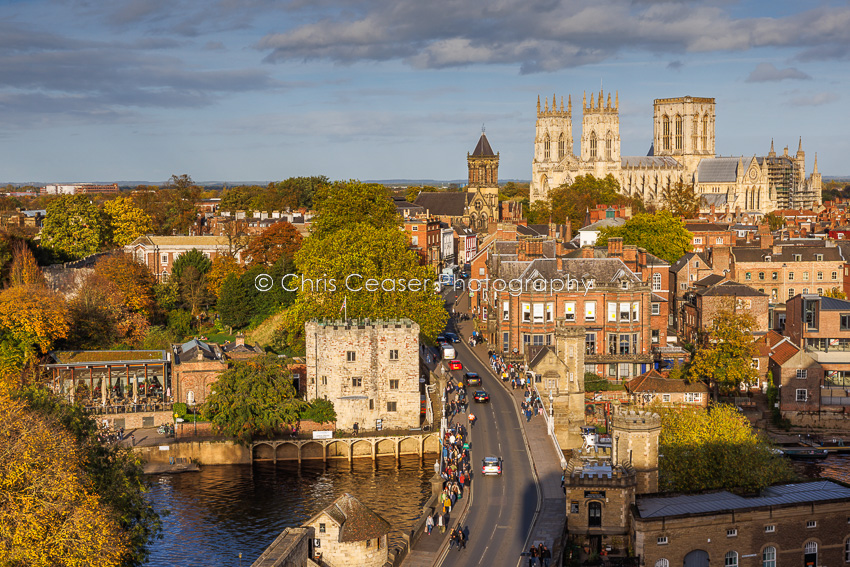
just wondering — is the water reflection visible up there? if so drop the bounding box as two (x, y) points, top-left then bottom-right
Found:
(792, 453), (850, 484)
(145, 456), (434, 566)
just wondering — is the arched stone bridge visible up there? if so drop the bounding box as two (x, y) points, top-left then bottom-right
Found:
(251, 433), (440, 463)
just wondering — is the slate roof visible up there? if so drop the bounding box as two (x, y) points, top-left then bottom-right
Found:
(670, 252), (711, 273)
(636, 481), (850, 519)
(732, 246), (842, 263)
(313, 493), (392, 543)
(528, 346), (554, 369)
(579, 218), (626, 232)
(694, 274), (725, 288)
(471, 133), (495, 157)
(621, 156), (682, 168)
(561, 246), (669, 267)
(697, 157), (742, 183)
(697, 280), (767, 297)
(626, 371), (709, 394)
(702, 194), (728, 206)
(174, 339), (220, 363)
(414, 192), (470, 217)
(818, 296), (850, 311)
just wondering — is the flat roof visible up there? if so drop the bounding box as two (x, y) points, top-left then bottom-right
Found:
(636, 481), (850, 519)
(47, 350), (168, 366)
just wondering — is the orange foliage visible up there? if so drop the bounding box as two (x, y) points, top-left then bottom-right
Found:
(8, 242), (45, 288)
(0, 286), (70, 353)
(245, 221), (303, 266)
(0, 394), (129, 566)
(206, 255), (244, 299)
(91, 254), (157, 318)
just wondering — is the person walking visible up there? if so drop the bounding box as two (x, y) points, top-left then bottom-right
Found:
(468, 413), (476, 428)
(540, 545), (551, 567)
(448, 527), (457, 550)
(528, 545), (539, 567)
(426, 514), (434, 535)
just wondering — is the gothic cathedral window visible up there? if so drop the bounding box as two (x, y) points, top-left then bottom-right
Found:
(590, 131), (597, 160)
(692, 116), (698, 151)
(701, 115), (708, 151)
(662, 115), (670, 151)
(605, 132), (612, 161)
(544, 135), (550, 160)
(675, 115), (683, 151)
(558, 134), (565, 160)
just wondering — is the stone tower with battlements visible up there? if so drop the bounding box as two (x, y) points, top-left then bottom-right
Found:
(611, 410), (661, 494)
(551, 320), (586, 450)
(531, 94), (573, 202)
(652, 96), (715, 173)
(580, 90), (621, 173)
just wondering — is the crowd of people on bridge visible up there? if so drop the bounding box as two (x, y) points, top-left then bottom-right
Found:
(488, 351), (546, 422)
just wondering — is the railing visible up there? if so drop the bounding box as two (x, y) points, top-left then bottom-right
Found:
(822, 396), (850, 406)
(85, 402), (174, 415)
(533, 384), (568, 469)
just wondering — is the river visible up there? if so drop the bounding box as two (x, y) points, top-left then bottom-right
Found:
(144, 456), (436, 567)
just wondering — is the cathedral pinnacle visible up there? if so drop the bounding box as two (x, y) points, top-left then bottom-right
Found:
(813, 153), (819, 174)
(598, 89), (603, 109)
(560, 96), (564, 112)
(568, 94), (572, 114)
(537, 95), (540, 114)
(583, 91), (587, 110)
(769, 138), (775, 157)
(545, 97), (549, 112)
(607, 92), (611, 110)
(615, 91), (619, 110)
(553, 94), (557, 112)
(797, 136), (804, 156)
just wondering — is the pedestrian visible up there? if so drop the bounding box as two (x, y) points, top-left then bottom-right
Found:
(528, 545), (539, 567)
(353, 422), (359, 436)
(426, 514), (434, 536)
(438, 512), (445, 534)
(457, 524), (466, 550)
(449, 527), (457, 550)
(468, 413), (476, 428)
(540, 545), (551, 567)
(130, 434), (135, 447)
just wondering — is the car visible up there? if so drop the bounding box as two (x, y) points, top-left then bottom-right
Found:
(482, 456), (502, 476)
(444, 332), (460, 343)
(473, 390), (489, 403)
(441, 344), (456, 360)
(464, 372), (480, 386)
(436, 334), (447, 344)
(449, 360), (463, 371)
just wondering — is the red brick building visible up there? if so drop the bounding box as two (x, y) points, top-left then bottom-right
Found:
(681, 279), (769, 344)
(403, 217), (442, 266)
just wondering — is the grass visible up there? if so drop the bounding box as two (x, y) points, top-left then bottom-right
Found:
(246, 311), (287, 348)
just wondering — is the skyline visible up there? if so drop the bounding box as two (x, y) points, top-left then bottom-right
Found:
(2, 0), (850, 184)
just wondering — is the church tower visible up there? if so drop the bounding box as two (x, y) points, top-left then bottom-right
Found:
(653, 96), (715, 172)
(581, 89), (621, 171)
(466, 131), (500, 231)
(531, 94), (573, 203)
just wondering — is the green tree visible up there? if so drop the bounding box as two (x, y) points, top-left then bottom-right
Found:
(764, 213), (785, 231)
(220, 187), (254, 213)
(104, 197), (154, 247)
(597, 210), (692, 264)
(310, 180), (398, 238)
(242, 257), (298, 325)
(688, 304), (759, 398)
(548, 174), (644, 232)
(662, 181), (703, 218)
(202, 356), (306, 443)
(40, 195), (109, 260)
(217, 273), (251, 330)
(171, 249), (212, 282)
(300, 398), (337, 424)
(162, 174), (200, 235)
(526, 199), (551, 224)
(823, 287), (847, 299)
(659, 403), (793, 493)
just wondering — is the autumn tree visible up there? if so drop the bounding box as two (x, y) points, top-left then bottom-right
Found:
(548, 174), (645, 231)
(217, 272), (251, 330)
(662, 181), (703, 218)
(162, 174), (201, 235)
(40, 194), (109, 260)
(8, 241), (45, 288)
(688, 304), (759, 397)
(823, 287), (847, 299)
(764, 212), (785, 231)
(597, 210), (692, 264)
(659, 403), (793, 493)
(280, 180), (447, 347)
(206, 255), (243, 299)
(245, 221), (303, 267)
(104, 197), (154, 247)
(220, 186), (254, 213)
(202, 356), (306, 443)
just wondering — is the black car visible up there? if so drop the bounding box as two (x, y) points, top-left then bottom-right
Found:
(444, 332), (460, 343)
(474, 390), (489, 403)
(436, 334), (447, 344)
(464, 372), (481, 386)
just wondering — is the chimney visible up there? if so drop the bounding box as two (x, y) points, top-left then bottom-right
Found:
(759, 225), (773, 249)
(746, 231), (753, 243)
(712, 246), (731, 273)
(638, 249), (647, 270)
(196, 348), (205, 362)
(608, 237), (624, 258)
(710, 204), (716, 217)
(623, 244), (638, 266)
(581, 246), (595, 259)
(236, 334), (245, 347)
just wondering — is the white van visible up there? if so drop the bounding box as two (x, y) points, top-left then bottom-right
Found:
(441, 344), (456, 360)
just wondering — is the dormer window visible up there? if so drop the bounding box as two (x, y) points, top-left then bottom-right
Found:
(764, 256), (772, 262)
(816, 254), (824, 261)
(621, 281), (628, 290)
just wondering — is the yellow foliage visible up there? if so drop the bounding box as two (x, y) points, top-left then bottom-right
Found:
(206, 255), (243, 298)
(0, 394), (129, 566)
(8, 242), (45, 288)
(104, 197), (154, 247)
(0, 286), (70, 353)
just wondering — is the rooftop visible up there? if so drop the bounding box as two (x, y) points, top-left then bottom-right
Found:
(312, 493), (393, 542)
(49, 350), (168, 365)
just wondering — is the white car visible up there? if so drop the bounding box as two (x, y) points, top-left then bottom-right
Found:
(441, 344), (456, 360)
(482, 456), (502, 476)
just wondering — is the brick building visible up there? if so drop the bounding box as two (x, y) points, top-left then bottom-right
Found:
(171, 339), (228, 405)
(625, 370), (709, 408)
(403, 217), (442, 267)
(125, 235), (247, 281)
(684, 222), (732, 253)
(680, 279), (768, 344)
(304, 319), (420, 431)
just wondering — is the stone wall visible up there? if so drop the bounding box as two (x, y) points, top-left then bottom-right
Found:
(42, 252), (108, 297)
(134, 440), (252, 465)
(251, 527), (314, 567)
(99, 410), (173, 430)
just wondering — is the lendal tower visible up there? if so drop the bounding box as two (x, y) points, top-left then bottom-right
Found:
(611, 410), (661, 494)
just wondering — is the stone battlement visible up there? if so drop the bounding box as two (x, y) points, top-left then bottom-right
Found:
(611, 410), (661, 431)
(308, 317), (417, 330)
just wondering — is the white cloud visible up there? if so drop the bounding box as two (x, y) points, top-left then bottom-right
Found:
(746, 62), (810, 82)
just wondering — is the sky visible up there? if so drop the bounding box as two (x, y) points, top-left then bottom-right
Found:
(2, 0), (850, 184)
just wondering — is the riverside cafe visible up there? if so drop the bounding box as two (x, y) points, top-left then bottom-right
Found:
(42, 350), (171, 413)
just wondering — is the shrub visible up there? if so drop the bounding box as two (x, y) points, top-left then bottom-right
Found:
(172, 402), (188, 419)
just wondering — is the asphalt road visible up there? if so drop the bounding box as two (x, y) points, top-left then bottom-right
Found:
(438, 292), (538, 567)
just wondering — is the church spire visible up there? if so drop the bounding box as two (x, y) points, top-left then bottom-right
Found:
(769, 138), (775, 157)
(797, 136), (803, 156)
(568, 94), (572, 114)
(813, 153), (819, 174)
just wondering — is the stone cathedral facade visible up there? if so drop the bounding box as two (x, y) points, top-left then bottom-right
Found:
(530, 90), (822, 214)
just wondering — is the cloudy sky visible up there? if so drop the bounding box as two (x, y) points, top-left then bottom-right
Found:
(2, 0), (849, 184)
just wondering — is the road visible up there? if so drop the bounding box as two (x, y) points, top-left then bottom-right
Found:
(438, 291), (539, 567)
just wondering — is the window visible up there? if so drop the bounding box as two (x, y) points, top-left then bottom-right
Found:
(716, 237), (724, 245)
(619, 334), (631, 355)
(608, 302), (617, 322)
(789, 272), (795, 281)
(652, 329), (660, 344)
(389, 379), (399, 390)
(621, 280), (629, 290)
(321, 376), (327, 386)
(745, 272), (752, 281)
(605, 132), (613, 160)
(816, 254), (824, 261)
(803, 271), (809, 281)
(366, 539), (371, 548)
(772, 272), (778, 280)
(788, 288), (795, 299)
(817, 271), (824, 281)
(806, 520), (817, 528)
(619, 302), (631, 322)
(564, 302), (576, 321)
(794, 253), (802, 261)
(759, 272), (765, 280)
(662, 393), (671, 403)
(764, 525), (775, 533)
(845, 537), (850, 562)
(352, 377), (362, 387)
(796, 389), (808, 402)
(675, 114), (683, 150)
(752, 358), (759, 370)
(652, 303), (660, 316)
(160, 254), (168, 265)
(797, 369), (808, 379)
(655, 560), (669, 567)
(546, 302), (554, 322)
(585, 333), (596, 355)
(832, 271), (838, 280)
(686, 393), (702, 403)
(522, 303), (531, 322)
(701, 114), (708, 148)
(588, 501), (602, 527)
(803, 288), (809, 295)
(532, 335), (544, 346)
(653, 273), (662, 291)
(842, 314), (850, 330)
(319, 523), (326, 533)
(544, 135), (550, 160)
(503, 301), (510, 321)
(762, 546), (776, 567)
(585, 301), (597, 322)
(725, 550), (738, 567)
(818, 288), (823, 295)
(347, 351), (356, 362)
(632, 302), (640, 321)
(558, 134), (565, 160)
(369, 399), (374, 410)
(411, 235), (418, 246)
(389, 349), (399, 361)
(694, 237), (703, 245)
(608, 334), (618, 355)
(589, 131), (597, 159)
(662, 114), (670, 150)
(656, 536), (668, 545)
(533, 303), (544, 324)
(387, 401), (397, 412)
(502, 332), (509, 353)
(619, 363), (630, 378)
(804, 541), (817, 565)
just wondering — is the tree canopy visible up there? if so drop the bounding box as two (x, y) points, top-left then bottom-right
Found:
(662, 181), (703, 218)
(659, 403), (793, 493)
(300, 398), (337, 424)
(597, 210), (692, 264)
(688, 304), (759, 396)
(104, 197), (154, 247)
(245, 221), (303, 267)
(545, 174), (645, 231)
(40, 195), (109, 260)
(202, 356), (306, 443)
(217, 272), (251, 330)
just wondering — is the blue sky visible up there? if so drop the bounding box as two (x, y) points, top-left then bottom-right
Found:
(2, 0), (849, 184)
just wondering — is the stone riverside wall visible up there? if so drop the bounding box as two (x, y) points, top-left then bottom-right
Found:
(251, 527), (320, 567)
(134, 440), (252, 465)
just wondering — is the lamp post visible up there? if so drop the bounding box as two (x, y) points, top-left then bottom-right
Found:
(548, 391), (554, 436)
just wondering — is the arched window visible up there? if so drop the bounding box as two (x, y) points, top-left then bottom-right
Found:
(187, 390), (195, 405)
(724, 551), (738, 567)
(544, 135), (551, 160)
(762, 546), (776, 567)
(606, 131), (613, 160)
(701, 114), (708, 150)
(588, 501), (602, 526)
(662, 115), (671, 151)
(558, 133), (565, 160)
(692, 115), (698, 150)
(675, 114), (683, 151)
(804, 541), (817, 566)
(652, 272), (662, 291)
(590, 132), (598, 159)
(844, 537), (850, 562)
(654, 560), (669, 567)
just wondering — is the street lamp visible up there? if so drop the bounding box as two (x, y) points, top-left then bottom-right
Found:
(548, 391), (554, 436)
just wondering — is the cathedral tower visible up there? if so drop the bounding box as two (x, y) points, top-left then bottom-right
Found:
(580, 89), (621, 168)
(531, 94), (573, 203)
(611, 410), (661, 494)
(653, 96), (715, 172)
(467, 131), (500, 231)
